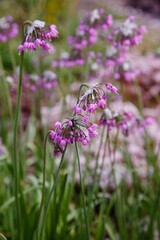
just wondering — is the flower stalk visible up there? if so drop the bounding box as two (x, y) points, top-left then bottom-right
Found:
(36, 131), (51, 240)
(75, 141), (90, 240)
(13, 50), (24, 240)
(39, 144), (67, 240)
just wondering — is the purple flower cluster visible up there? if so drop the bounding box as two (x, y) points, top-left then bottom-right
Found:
(9, 70), (57, 96)
(51, 10), (146, 92)
(18, 20), (58, 53)
(120, 61), (140, 82)
(72, 83), (118, 115)
(52, 9), (113, 68)
(68, 9), (113, 50)
(108, 16), (146, 49)
(0, 16), (18, 42)
(100, 108), (154, 136)
(24, 70), (57, 92)
(49, 116), (98, 156)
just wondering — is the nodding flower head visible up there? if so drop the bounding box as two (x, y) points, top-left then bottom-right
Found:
(0, 16), (18, 42)
(18, 20), (58, 53)
(72, 83), (118, 115)
(49, 115), (98, 156)
(100, 108), (154, 135)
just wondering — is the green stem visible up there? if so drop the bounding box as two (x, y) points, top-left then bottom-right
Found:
(36, 131), (51, 240)
(0, 232), (8, 240)
(0, 54), (13, 127)
(134, 78), (143, 116)
(75, 141), (90, 240)
(90, 126), (105, 198)
(39, 144), (67, 240)
(148, 182), (160, 238)
(84, 45), (89, 83)
(13, 51), (24, 240)
(77, 83), (89, 104)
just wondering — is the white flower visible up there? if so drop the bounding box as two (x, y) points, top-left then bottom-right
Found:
(122, 61), (131, 71)
(0, 17), (9, 29)
(120, 19), (137, 36)
(106, 46), (117, 57)
(29, 74), (39, 82)
(6, 76), (14, 84)
(60, 52), (69, 60)
(33, 20), (45, 28)
(90, 9), (100, 23)
(43, 71), (57, 82)
(91, 62), (99, 71)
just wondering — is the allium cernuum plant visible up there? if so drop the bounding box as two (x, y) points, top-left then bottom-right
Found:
(18, 20), (58, 52)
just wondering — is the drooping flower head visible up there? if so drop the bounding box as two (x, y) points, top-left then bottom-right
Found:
(72, 83), (118, 115)
(100, 108), (154, 136)
(50, 115), (98, 156)
(0, 16), (18, 42)
(18, 20), (58, 53)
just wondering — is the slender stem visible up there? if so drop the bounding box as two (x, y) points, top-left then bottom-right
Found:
(0, 55), (13, 127)
(148, 182), (160, 238)
(12, 51), (24, 240)
(75, 141), (90, 240)
(84, 45), (89, 83)
(134, 78), (143, 116)
(97, 126), (109, 188)
(0, 232), (8, 240)
(36, 131), (51, 240)
(112, 36), (120, 86)
(90, 126), (105, 197)
(39, 144), (67, 240)
(77, 83), (89, 104)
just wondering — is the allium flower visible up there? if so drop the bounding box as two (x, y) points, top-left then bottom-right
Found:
(100, 108), (154, 136)
(18, 20), (58, 53)
(52, 9), (113, 69)
(39, 70), (57, 90)
(0, 16), (18, 42)
(72, 83), (118, 115)
(49, 115), (98, 156)
(108, 16), (146, 48)
(10, 69), (57, 94)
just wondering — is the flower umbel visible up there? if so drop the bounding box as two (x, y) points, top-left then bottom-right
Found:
(50, 115), (98, 156)
(0, 16), (18, 42)
(18, 20), (58, 53)
(72, 83), (118, 114)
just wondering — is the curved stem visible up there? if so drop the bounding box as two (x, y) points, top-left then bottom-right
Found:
(77, 83), (90, 104)
(75, 141), (90, 240)
(0, 232), (8, 240)
(39, 144), (67, 240)
(13, 50), (24, 240)
(36, 131), (51, 240)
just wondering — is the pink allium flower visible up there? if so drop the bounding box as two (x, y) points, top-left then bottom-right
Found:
(106, 84), (118, 94)
(55, 121), (62, 129)
(18, 20), (58, 53)
(49, 115), (98, 156)
(73, 83), (118, 115)
(98, 99), (106, 109)
(82, 116), (89, 123)
(0, 16), (18, 42)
